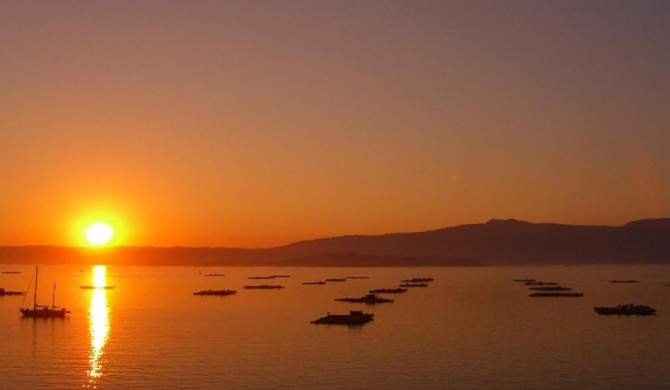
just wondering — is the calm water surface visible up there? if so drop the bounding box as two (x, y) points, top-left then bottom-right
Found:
(0, 264), (668, 389)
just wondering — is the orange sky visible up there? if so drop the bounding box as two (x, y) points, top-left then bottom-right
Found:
(1, 1), (668, 247)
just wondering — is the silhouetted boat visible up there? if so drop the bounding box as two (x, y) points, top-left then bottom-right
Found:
(204, 273), (225, 277)
(270, 275), (291, 278)
(609, 280), (640, 283)
(369, 288), (407, 294)
(524, 281), (558, 286)
(303, 281), (326, 285)
(249, 276), (277, 280)
(401, 278), (433, 283)
(325, 278), (346, 282)
(193, 289), (237, 296)
(311, 310), (374, 325)
(1, 271), (21, 274)
(594, 304), (656, 316)
(335, 294), (394, 304)
(79, 285), (115, 290)
(513, 279), (536, 283)
(244, 285), (284, 289)
(20, 266), (69, 318)
(529, 292), (584, 297)
(528, 286), (572, 291)
(399, 283), (428, 288)
(346, 276), (370, 279)
(0, 288), (25, 296)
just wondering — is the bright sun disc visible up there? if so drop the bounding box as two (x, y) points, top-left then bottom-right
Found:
(85, 223), (114, 246)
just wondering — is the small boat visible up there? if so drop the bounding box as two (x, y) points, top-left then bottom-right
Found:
(204, 273), (225, 277)
(594, 304), (656, 316)
(0, 288), (25, 296)
(335, 294), (394, 304)
(311, 310), (374, 325)
(303, 281), (326, 285)
(528, 286), (572, 291)
(401, 278), (433, 283)
(270, 275), (291, 278)
(325, 278), (346, 282)
(20, 266), (70, 318)
(244, 285), (284, 289)
(369, 288), (407, 294)
(193, 289), (237, 296)
(248, 276), (277, 280)
(529, 292), (584, 297)
(399, 283), (428, 288)
(1, 271), (21, 274)
(524, 281), (558, 286)
(609, 280), (641, 283)
(79, 285), (115, 290)
(345, 276), (370, 279)
(513, 279), (536, 283)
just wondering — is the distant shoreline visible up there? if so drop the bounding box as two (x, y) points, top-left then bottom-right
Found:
(1, 218), (669, 266)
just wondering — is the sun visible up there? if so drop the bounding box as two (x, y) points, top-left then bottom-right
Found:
(85, 222), (114, 246)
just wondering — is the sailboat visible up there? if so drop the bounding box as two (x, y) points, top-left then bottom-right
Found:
(20, 266), (70, 318)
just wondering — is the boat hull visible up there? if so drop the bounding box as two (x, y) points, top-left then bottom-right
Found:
(193, 290), (237, 296)
(20, 308), (68, 318)
(594, 305), (656, 316)
(311, 311), (374, 325)
(529, 292), (584, 297)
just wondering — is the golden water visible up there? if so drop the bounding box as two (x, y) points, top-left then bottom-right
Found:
(0, 264), (668, 389)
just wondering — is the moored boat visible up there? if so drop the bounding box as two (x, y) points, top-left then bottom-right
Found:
(20, 266), (70, 318)
(193, 289), (237, 296)
(369, 288), (407, 294)
(401, 277), (433, 283)
(244, 285), (284, 289)
(335, 294), (394, 304)
(609, 280), (641, 283)
(303, 281), (326, 285)
(311, 310), (374, 325)
(594, 304), (656, 316)
(528, 286), (572, 291)
(0, 288), (25, 296)
(529, 292), (584, 297)
(524, 281), (558, 286)
(325, 278), (346, 282)
(399, 283), (428, 288)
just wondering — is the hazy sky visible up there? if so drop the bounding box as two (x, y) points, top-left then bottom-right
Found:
(2, 1), (668, 247)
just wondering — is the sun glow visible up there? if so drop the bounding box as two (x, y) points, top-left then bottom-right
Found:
(85, 223), (114, 246)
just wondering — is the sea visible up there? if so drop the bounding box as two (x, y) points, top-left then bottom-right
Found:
(0, 264), (668, 389)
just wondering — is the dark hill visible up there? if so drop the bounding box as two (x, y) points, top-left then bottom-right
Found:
(267, 218), (670, 265)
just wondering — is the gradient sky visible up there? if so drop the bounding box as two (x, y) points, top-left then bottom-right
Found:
(2, 1), (668, 247)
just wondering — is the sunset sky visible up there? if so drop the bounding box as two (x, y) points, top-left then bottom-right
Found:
(2, 1), (668, 248)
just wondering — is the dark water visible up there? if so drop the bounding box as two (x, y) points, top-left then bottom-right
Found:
(0, 264), (668, 389)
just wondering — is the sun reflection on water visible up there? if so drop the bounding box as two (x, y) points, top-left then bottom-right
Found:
(86, 266), (110, 388)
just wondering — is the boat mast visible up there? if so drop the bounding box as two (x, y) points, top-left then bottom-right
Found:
(34, 266), (38, 310)
(52, 282), (56, 308)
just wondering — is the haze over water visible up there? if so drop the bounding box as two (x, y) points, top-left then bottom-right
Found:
(1, 264), (668, 389)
